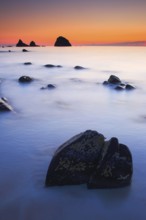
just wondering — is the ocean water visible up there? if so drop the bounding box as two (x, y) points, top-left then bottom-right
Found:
(0, 46), (146, 220)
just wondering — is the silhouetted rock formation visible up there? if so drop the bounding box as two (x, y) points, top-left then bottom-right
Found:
(16, 39), (28, 47)
(54, 36), (72, 47)
(45, 130), (133, 189)
(29, 41), (38, 47)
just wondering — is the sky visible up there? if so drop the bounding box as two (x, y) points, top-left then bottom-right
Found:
(0, 0), (146, 45)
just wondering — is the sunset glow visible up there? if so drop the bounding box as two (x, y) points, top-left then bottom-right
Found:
(1, 0), (146, 45)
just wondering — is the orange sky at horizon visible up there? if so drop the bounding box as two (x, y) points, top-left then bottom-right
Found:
(0, 0), (146, 45)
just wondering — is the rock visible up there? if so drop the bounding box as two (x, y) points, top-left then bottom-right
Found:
(29, 41), (38, 47)
(22, 49), (29, 52)
(125, 84), (135, 90)
(24, 62), (32, 65)
(44, 64), (56, 68)
(18, 76), (33, 83)
(88, 138), (132, 188)
(103, 81), (109, 85)
(45, 130), (105, 186)
(0, 98), (13, 112)
(45, 130), (133, 189)
(16, 39), (28, 47)
(108, 75), (121, 84)
(74, 66), (85, 70)
(41, 84), (56, 90)
(115, 85), (125, 91)
(54, 36), (72, 47)
(44, 64), (62, 68)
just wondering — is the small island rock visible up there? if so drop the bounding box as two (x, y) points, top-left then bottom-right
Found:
(16, 39), (28, 47)
(108, 75), (121, 84)
(54, 36), (72, 47)
(29, 41), (38, 47)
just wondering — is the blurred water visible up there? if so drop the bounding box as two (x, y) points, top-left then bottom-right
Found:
(0, 46), (146, 220)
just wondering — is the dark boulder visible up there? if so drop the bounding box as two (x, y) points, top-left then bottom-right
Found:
(125, 84), (135, 90)
(54, 36), (72, 47)
(45, 130), (105, 186)
(44, 64), (62, 68)
(41, 84), (56, 90)
(0, 98), (13, 112)
(44, 64), (56, 68)
(16, 39), (28, 47)
(74, 66), (86, 70)
(108, 75), (121, 84)
(45, 130), (133, 189)
(18, 76), (33, 83)
(115, 85), (125, 91)
(22, 49), (29, 52)
(24, 62), (32, 65)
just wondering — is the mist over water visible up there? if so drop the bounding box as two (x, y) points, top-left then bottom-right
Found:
(0, 46), (146, 220)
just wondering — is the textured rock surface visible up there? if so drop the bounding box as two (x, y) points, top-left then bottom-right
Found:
(54, 36), (72, 47)
(0, 98), (13, 112)
(45, 130), (133, 188)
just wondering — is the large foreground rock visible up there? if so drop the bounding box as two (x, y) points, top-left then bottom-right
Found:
(0, 98), (13, 112)
(45, 130), (133, 188)
(54, 36), (72, 46)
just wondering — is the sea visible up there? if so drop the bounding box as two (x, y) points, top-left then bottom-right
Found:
(0, 46), (146, 220)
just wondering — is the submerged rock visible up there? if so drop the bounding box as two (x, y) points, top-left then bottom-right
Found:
(103, 75), (135, 92)
(125, 84), (135, 90)
(74, 66), (86, 70)
(44, 64), (62, 68)
(45, 130), (133, 188)
(41, 84), (56, 90)
(24, 62), (32, 65)
(0, 98), (13, 112)
(22, 49), (29, 52)
(16, 39), (28, 47)
(54, 36), (72, 47)
(18, 76), (33, 83)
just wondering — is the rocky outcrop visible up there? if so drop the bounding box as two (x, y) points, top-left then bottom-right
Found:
(103, 75), (135, 91)
(18, 76), (33, 83)
(29, 41), (38, 47)
(54, 36), (72, 47)
(0, 98), (13, 112)
(16, 39), (28, 47)
(45, 130), (133, 189)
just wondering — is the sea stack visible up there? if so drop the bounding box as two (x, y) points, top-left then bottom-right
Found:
(54, 36), (72, 47)
(16, 39), (28, 47)
(29, 41), (38, 47)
